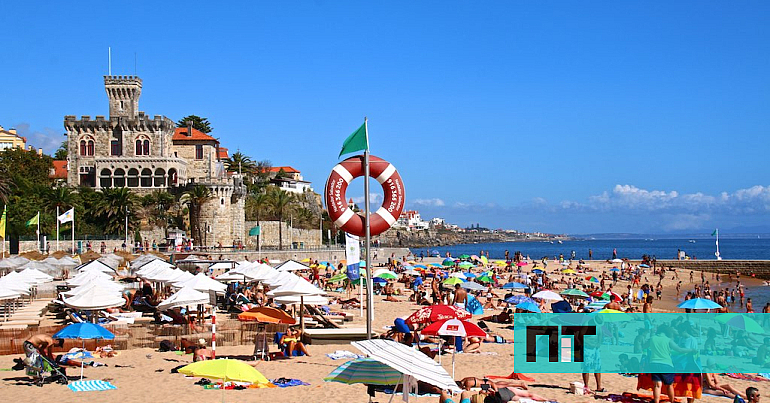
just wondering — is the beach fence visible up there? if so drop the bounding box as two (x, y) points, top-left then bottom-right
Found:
(0, 320), (290, 356)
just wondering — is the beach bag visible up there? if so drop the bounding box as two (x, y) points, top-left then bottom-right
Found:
(159, 340), (177, 352)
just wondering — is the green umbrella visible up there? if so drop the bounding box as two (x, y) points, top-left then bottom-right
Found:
(328, 273), (348, 283)
(443, 277), (464, 285)
(459, 254), (470, 260)
(715, 313), (765, 334)
(476, 275), (493, 283)
(375, 272), (398, 280)
(560, 288), (589, 298)
(457, 262), (474, 268)
(325, 357), (401, 385)
(442, 260), (456, 267)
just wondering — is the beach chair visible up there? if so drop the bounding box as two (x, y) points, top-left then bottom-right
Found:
(253, 323), (270, 360)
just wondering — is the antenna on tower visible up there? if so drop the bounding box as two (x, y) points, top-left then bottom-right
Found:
(108, 47), (112, 75)
(134, 52), (137, 76)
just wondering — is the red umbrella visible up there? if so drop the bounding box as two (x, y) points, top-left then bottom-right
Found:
(405, 304), (472, 325)
(421, 319), (487, 338)
(589, 290), (604, 298)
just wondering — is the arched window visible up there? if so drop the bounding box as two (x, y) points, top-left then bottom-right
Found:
(168, 168), (178, 186)
(80, 140), (86, 156)
(80, 136), (95, 156)
(140, 168), (152, 187)
(87, 140), (94, 156)
(154, 168), (166, 187)
(99, 168), (112, 188)
(135, 136), (151, 156)
(113, 168), (126, 187)
(127, 168), (139, 187)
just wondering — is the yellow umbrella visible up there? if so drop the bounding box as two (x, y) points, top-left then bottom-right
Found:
(300, 258), (311, 263)
(179, 359), (268, 402)
(562, 269), (576, 274)
(480, 256), (488, 265)
(495, 261), (507, 266)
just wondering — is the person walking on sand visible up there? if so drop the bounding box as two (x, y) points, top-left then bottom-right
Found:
(612, 248), (617, 260)
(452, 283), (467, 309)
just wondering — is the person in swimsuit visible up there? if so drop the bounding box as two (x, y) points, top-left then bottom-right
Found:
(280, 327), (310, 357)
(453, 284), (467, 309)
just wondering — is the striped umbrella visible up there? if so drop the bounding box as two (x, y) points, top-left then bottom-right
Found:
(325, 357), (401, 385)
(352, 339), (461, 393)
(560, 288), (589, 298)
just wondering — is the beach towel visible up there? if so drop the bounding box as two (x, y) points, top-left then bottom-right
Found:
(271, 378), (310, 387)
(486, 372), (535, 382)
(326, 350), (364, 360)
(68, 379), (117, 392)
(724, 373), (769, 382)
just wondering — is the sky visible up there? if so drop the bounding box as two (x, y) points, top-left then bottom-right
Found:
(1, 2), (769, 235)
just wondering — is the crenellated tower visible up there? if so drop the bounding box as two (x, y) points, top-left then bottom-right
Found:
(105, 75), (142, 118)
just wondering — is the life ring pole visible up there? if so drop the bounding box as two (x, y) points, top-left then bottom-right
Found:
(363, 117), (374, 340)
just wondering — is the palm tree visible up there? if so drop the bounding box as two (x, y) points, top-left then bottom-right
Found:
(96, 187), (139, 236)
(142, 190), (175, 235)
(181, 185), (212, 246)
(0, 170), (10, 204)
(268, 187), (295, 250)
(223, 151), (256, 174)
(45, 186), (76, 214)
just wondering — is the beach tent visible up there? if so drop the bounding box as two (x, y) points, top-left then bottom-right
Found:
(54, 323), (115, 380)
(157, 286), (210, 311)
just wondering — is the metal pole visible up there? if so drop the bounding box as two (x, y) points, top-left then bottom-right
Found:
(364, 117), (373, 339)
(56, 206), (60, 252)
(125, 207), (129, 251)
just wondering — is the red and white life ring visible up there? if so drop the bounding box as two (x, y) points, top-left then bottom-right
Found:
(325, 155), (405, 237)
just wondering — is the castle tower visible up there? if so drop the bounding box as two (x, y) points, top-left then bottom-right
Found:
(104, 75), (142, 118)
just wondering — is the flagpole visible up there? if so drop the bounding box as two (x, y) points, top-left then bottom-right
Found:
(36, 211), (40, 253)
(363, 117), (373, 339)
(56, 206), (60, 252)
(2, 205), (5, 258)
(71, 209), (75, 255)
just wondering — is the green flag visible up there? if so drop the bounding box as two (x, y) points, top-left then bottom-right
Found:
(711, 229), (718, 236)
(339, 122), (368, 158)
(0, 206), (6, 239)
(26, 212), (39, 227)
(249, 226), (260, 236)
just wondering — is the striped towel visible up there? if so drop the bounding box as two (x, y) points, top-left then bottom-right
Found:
(68, 380), (117, 392)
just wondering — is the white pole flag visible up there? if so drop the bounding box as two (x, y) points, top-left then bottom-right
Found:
(58, 208), (74, 223)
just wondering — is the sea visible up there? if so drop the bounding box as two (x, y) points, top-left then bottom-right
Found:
(410, 237), (770, 309)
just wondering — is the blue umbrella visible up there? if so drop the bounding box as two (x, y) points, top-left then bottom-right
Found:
(463, 272), (477, 278)
(54, 323), (114, 380)
(609, 268), (620, 272)
(677, 298), (722, 310)
(516, 301), (541, 313)
(532, 269), (544, 274)
(505, 295), (534, 304)
(414, 264), (427, 269)
(639, 264), (650, 268)
(502, 282), (528, 289)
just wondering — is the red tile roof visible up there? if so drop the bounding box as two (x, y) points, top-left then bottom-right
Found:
(50, 160), (68, 179)
(265, 166), (300, 174)
(173, 127), (217, 142)
(218, 147), (229, 159)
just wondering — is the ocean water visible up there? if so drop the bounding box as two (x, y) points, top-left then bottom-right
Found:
(409, 238), (770, 261)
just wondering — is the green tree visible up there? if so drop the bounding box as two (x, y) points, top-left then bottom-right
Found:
(245, 192), (272, 223)
(268, 187), (295, 250)
(44, 186), (76, 214)
(96, 187), (139, 236)
(222, 151), (256, 174)
(54, 141), (68, 160)
(176, 115), (213, 133)
(180, 185), (212, 246)
(142, 190), (175, 235)
(0, 166), (10, 203)
(0, 147), (53, 192)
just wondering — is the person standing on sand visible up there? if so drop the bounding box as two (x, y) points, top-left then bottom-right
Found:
(589, 249), (593, 260)
(452, 283), (467, 309)
(643, 296), (653, 313)
(612, 248), (617, 259)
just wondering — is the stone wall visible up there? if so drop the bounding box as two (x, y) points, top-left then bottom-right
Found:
(244, 220), (321, 249)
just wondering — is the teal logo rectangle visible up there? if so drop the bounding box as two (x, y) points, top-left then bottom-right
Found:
(513, 313), (770, 373)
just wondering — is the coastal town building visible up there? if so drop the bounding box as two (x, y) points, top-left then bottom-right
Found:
(61, 75), (246, 246)
(265, 166), (313, 194)
(394, 210), (429, 231)
(0, 125), (26, 151)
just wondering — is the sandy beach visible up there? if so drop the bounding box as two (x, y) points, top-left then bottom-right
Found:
(1, 257), (765, 403)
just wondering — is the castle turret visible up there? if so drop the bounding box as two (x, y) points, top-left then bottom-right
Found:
(104, 75), (142, 118)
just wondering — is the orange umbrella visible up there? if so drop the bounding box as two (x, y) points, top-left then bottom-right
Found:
(238, 307), (296, 324)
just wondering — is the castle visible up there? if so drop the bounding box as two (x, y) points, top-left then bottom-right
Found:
(63, 75), (246, 246)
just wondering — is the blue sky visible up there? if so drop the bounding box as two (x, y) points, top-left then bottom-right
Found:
(2, 2), (769, 234)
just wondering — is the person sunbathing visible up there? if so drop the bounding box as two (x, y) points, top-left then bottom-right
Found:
(280, 327), (311, 357)
(702, 373), (744, 399)
(457, 377), (527, 391)
(480, 310), (511, 324)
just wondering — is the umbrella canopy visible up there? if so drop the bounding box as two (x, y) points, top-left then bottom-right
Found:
(54, 323), (115, 340)
(516, 301), (541, 313)
(459, 254), (470, 260)
(476, 275), (493, 283)
(267, 275), (325, 297)
(461, 282), (486, 291)
(516, 261), (529, 267)
(405, 304), (471, 325)
(178, 359), (269, 384)
(63, 281), (124, 297)
(237, 307), (296, 324)
(157, 286), (211, 311)
(325, 357), (401, 386)
(74, 260), (115, 274)
(373, 269), (398, 279)
(715, 314), (764, 334)
(275, 260), (312, 272)
(403, 269), (421, 276)
(585, 300), (610, 311)
(462, 272), (476, 278)
(173, 273), (227, 294)
(449, 272), (467, 279)
(501, 282), (527, 289)
(352, 339), (460, 393)
(639, 264), (650, 268)
(442, 277), (464, 286)
(67, 270), (111, 286)
(328, 273), (348, 283)
(611, 258), (623, 263)
(505, 295), (534, 304)
(0, 288), (21, 299)
(457, 262), (474, 269)
(421, 319), (486, 337)
(441, 259), (455, 267)
(63, 287), (125, 310)
(532, 269), (543, 274)
(586, 276), (599, 283)
(273, 295), (329, 305)
(601, 291), (622, 302)
(562, 269), (576, 274)
(532, 290), (564, 301)
(677, 298), (721, 310)
(560, 288), (589, 298)
(19, 268), (54, 282)
(609, 268), (620, 272)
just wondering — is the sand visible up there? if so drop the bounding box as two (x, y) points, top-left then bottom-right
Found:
(0, 257), (763, 403)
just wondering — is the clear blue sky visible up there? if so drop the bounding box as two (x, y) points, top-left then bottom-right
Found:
(2, 2), (769, 234)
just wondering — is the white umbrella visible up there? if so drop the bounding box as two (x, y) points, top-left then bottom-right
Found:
(216, 271), (250, 282)
(274, 260), (311, 272)
(143, 267), (175, 282)
(267, 276), (326, 297)
(0, 279), (31, 295)
(157, 286), (210, 311)
(63, 281), (124, 297)
(352, 339), (461, 393)
(67, 270), (111, 286)
(0, 260), (17, 270)
(165, 270), (194, 285)
(98, 257), (120, 269)
(134, 258), (172, 274)
(75, 260), (115, 274)
(63, 287), (125, 310)
(273, 294), (329, 305)
(532, 290), (564, 301)
(20, 268), (54, 282)
(0, 288), (21, 300)
(207, 262), (238, 272)
(173, 273), (227, 294)
(130, 254), (163, 269)
(3, 271), (39, 285)
(244, 264), (276, 281)
(263, 271), (297, 288)
(449, 272), (467, 279)
(611, 258), (623, 263)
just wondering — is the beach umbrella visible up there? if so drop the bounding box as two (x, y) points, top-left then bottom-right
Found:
(516, 261), (528, 267)
(449, 272), (467, 279)
(429, 263), (443, 268)
(352, 339), (461, 393)
(421, 318), (486, 338)
(588, 277), (600, 283)
(609, 268), (620, 272)
(501, 282), (527, 290)
(373, 269), (398, 279)
(300, 258), (311, 263)
(459, 254), (470, 260)
(0, 288), (21, 300)
(601, 291), (622, 302)
(463, 272), (476, 278)
(495, 261), (507, 266)
(586, 300), (609, 311)
(327, 273), (348, 283)
(237, 307), (296, 324)
(63, 281), (124, 297)
(273, 294), (329, 305)
(403, 268), (421, 276)
(359, 260), (367, 268)
(551, 300), (573, 313)
(480, 256), (488, 265)
(677, 298), (721, 310)
(532, 269), (543, 274)
(275, 260), (312, 272)
(324, 357), (402, 388)
(715, 313), (765, 334)
(179, 359), (269, 401)
(54, 323), (114, 379)
(461, 282), (486, 291)
(611, 258), (623, 263)
(562, 269), (576, 274)
(476, 275), (493, 283)
(63, 287), (124, 310)
(405, 304), (472, 325)
(442, 277), (464, 286)
(174, 273), (227, 294)
(639, 264), (650, 268)
(532, 290), (564, 301)
(157, 286), (210, 311)
(516, 301), (541, 313)
(457, 261), (474, 269)
(442, 259), (455, 267)
(505, 295), (534, 304)
(414, 264), (427, 269)
(560, 288), (589, 298)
